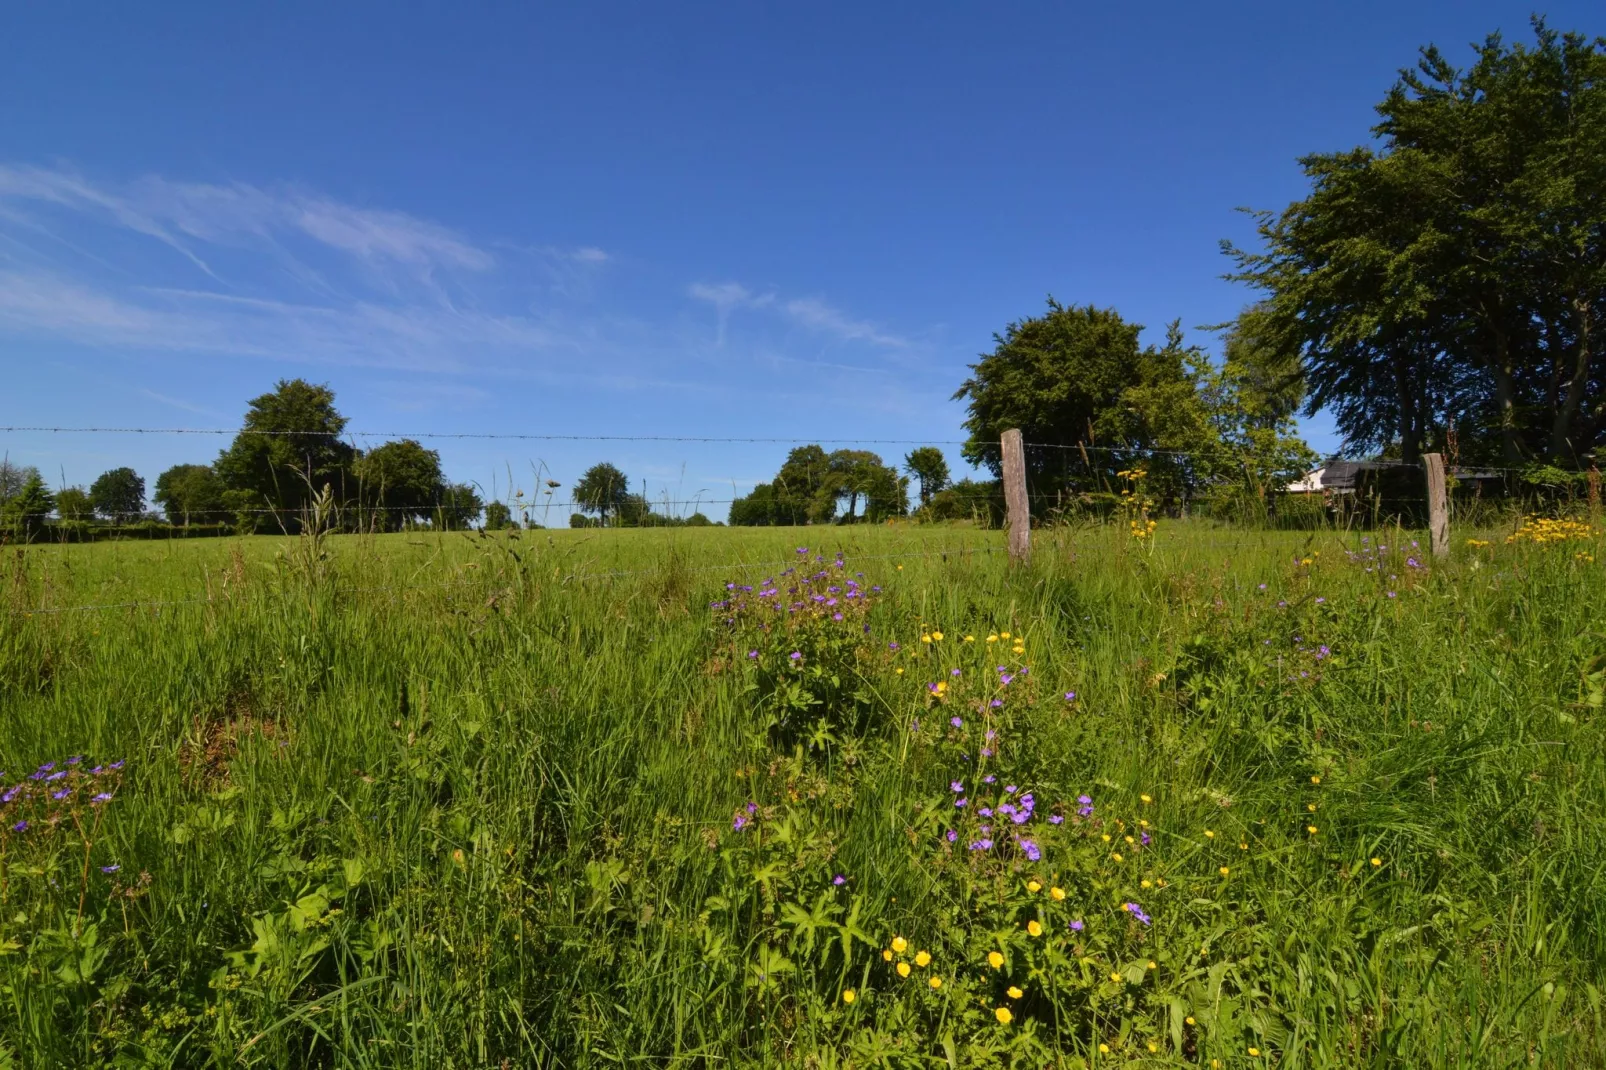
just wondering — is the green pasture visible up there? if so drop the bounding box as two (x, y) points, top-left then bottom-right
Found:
(1, 521), (1604, 1067)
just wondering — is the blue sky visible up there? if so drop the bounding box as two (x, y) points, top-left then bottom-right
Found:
(2, 2), (1597, 516)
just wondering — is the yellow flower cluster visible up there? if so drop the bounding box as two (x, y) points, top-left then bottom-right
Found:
(1506, 516), (1600, 545)
(1129, 517), (1158, 540)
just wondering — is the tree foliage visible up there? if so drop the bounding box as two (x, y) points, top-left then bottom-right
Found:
(352, 439), (445, 531)
(0, 472), (54, 536)
(88, 467), (146, 523)
(1228, 20), (1606, 465)
(154, 464), (228, 525)
(0, 460), (41, 502)
(215, 379), (356, 523)
(573, 463), (632, 526)
(53, 486), (94, 523)
(729, 447), (906, 525)
(904, 447), (951, 506)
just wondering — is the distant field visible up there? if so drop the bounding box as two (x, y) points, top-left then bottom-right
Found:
(2, 520), (1604, 1067)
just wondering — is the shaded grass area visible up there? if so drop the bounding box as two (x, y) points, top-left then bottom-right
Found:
(1, 523), (1604, 1067)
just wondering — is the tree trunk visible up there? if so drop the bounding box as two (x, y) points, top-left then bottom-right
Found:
(1551, 296), (1594, 464)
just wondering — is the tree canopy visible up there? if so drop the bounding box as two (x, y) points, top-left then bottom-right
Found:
(729, 447), (906, 525)
(352, 439), (446, 531)
(904, 447), (950, 507)
(154, 464), (228, 525)
(0, 471), (53, 536)
(1228, 19), (1606, 465)
(88, 467), (146, 522)
(215, 379), (356, 523)
(573, 463), (632, 526)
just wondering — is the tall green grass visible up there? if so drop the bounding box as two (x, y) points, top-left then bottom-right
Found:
(1, 521), (1603, 1067)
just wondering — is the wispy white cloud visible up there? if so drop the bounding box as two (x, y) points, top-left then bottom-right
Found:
(784, 297), (907, 348)
(137, 388), (222, 418)
(689, 280), (907, 349)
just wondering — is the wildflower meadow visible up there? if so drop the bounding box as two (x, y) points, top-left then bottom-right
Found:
(1, 518), (1604, 1067)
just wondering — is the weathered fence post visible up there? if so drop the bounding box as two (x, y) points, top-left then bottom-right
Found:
(1423, 452), (1449, 559)
(1001, 428), (1030, 565)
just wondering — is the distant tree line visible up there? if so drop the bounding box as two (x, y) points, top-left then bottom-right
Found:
(1, 380), (492, 539)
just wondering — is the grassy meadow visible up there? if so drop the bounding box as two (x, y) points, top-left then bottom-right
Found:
(1, 519), (1604, 1067)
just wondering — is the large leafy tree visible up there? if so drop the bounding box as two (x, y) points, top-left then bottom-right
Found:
(903, 447), (951, 506)
(54, 486), (94, 523)
(153, 464), (228, 526)
(216, 380), (357, 522)
(89, 467), (146, 522)
(955, 301), (1222, 504)
(352, 439), (445, 531)
(573, 463), (632, 526)
(0, 460), (41, 502)
(1, 472), (54, 536)
(1229, 20), (1606, 465)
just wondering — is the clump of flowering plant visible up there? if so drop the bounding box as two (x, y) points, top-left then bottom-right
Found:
(714, 549), (886, 750)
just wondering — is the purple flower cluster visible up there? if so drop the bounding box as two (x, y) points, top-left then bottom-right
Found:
(1123, 902), (1153, 925)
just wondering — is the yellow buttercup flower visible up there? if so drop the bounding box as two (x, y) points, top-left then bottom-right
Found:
(1307, 825), (1318, 835)
(1249, 1047), (1261, 1057)
(1371, 857), (1382, 867)
(1185, 1016), (1196, 1026)
(1124, 835), (1135, 845)
(1204, 829), (1215, 839)
(1026, 920), (1043, 937)
(891, 935), (907, 953)
(1050, 886), (1065, 901)
(928, 975), (942, 989)
(964, 635), (974, 642)
(1111, 852), (1123, 862)
(1007, 985), (1023, 999)
(1110, 972), (1122, 984)
(881, 949), (893, 961)
(897, 961), (911, 978)
(1140, 794), (1152, 803)
(895, 668), (904, 675)
(1140, 879), (1152, 889)
(1239, 842), (1248, 851)
(1219, 866), (1230, 877)
(988, 951), (1004, 970)
(932, 631), (944, 641)
(914, 950), (931, 967)
(1311, 775), (1321, 784)
(1026, 880), (1041, 893)
(1147, 960), (1157, 969)
(1148, 1042), (1159, 1053)
(841, 988), (856, 1004)
(1099, 1043), (1110, 1054)
(921, 634), (932, 643)
(995, 1006), (1013, 1025)
(1307, 803), (1317, 812)
(1000, 632), (1011, 639)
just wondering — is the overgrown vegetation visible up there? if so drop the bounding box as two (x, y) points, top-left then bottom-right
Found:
(2, 519), (1604, 1067)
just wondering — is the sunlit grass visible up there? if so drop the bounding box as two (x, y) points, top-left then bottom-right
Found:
(1, 520), (1603, 1067)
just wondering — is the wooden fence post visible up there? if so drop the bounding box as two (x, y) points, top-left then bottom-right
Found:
(1423, 452), (1449, 559)
(1001, 429), (1030, 565)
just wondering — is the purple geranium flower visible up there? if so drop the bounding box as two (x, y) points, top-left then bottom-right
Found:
(950, 716), (963, 728)
(789, 651), (802, 661)
(1069, 919), (1084, 931)
(1123, 902), (1152, 925)
(832, 874), (846, 886)
(946, 829), (959, 842)
(733, 814), (749, 831)
(1048, 814), (1064, 825)
(1018, 838), (1041, 861)
(951, 780), (964, 792)
(101, 864), (119, 874)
